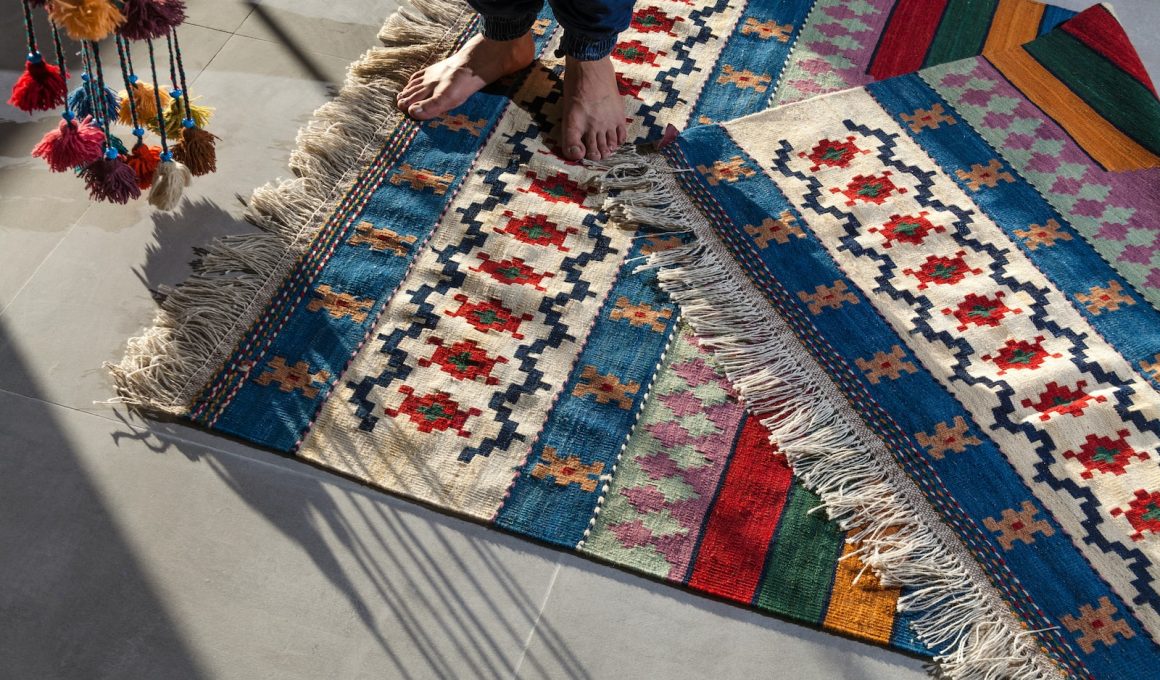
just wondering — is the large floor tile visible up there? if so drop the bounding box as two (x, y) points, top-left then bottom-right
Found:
(236, 0), (402, 61)
(185, 0), (255, 34)
(516, 553), (930, 680)
(0, 386), (561, 679)
(0, 36), (349, 411)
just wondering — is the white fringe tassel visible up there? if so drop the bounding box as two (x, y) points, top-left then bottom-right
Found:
(106, 0), (472, 414)
(594, 151), (1066, 680)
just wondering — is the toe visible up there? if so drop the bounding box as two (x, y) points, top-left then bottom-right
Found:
(409, 89), (457, 120)
(584, 131), (601, 160)
(397, 83), (427, 109)
(563, 128), (585, 161)
(597, 130), (613, 160)
(616, 124), (627, 147)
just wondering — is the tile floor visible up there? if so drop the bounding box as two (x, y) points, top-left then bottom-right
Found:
(0, 1), (1155, 678)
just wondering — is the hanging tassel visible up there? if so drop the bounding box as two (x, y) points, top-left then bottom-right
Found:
(157, 95), (212, 138)
(32, 114), (105, 171)
(118, 79), (170, 125)
(171, 125), (217, 176)
(82, 147), (142, 203)
(148, 154), (191, 209)
(9, 53), (68, 113)
(68, 81), (120, 120)
(118, 0), (186, 41)
(126, 141), (161, 189)
(46, 0), (125, 41)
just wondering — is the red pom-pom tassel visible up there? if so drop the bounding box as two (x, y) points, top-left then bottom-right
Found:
(31, 115), (106, 172)
(8, 55), (68, 113)
(126, 141), (162, 189)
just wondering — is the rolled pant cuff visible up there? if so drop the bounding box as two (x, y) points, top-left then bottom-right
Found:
(481, 13), (538, 41)
(558, 30), (618, 60)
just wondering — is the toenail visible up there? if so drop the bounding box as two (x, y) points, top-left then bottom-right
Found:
(569, 145), (582, 156)
(410, 104), (423, 114)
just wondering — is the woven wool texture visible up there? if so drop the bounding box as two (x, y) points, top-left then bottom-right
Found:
(113, 0), (1160, 674)
(628, 5), (1160, 678)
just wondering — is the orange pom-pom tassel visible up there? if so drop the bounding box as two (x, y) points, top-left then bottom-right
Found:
(126, 142), (162, 189)
(46, 0), (125, 41)
(118, 80), (170, 126)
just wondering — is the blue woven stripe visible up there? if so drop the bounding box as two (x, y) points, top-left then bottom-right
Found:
(688, 0), (815, 124)
(495, 238), (681, 545)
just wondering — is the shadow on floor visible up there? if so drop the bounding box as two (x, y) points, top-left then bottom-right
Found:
(0, 321), (207, 680)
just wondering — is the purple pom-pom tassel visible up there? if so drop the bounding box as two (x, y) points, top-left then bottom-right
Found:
(82, 153), (143, 204)
(119, 0), (187, 41)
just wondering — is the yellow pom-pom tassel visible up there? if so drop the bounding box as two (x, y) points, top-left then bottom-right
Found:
(118, 81), (172, 127)
(154, 97), (214, 139)
(46, 0), (125, 42)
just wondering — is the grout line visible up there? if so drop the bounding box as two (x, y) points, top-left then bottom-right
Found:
(0, 203), (94, 322)
(177, 21), (238, 37)
(225, 30), (382, 63)
(510, 558), (563, 680)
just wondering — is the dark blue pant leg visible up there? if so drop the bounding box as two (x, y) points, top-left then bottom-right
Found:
(467, 0), (635, 60)
(548, 0), (634, 60)
(465, 0), (543, 40)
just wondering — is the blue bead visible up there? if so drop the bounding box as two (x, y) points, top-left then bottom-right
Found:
(28, 52), (43, 64)
(170, 89), (182, 98)
(128, 74), (139, 84)
(104, 147), (119, 160)
(62, 110), (75, 121)
(182, 117), (195, 128)
(160, 151), (174, 162)
(133, 126), (145, 137)
(81, 73), (90, 82)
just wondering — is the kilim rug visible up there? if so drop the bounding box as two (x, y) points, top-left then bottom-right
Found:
(107, 0), (1154, 676)
(603, 4), (1160, 678)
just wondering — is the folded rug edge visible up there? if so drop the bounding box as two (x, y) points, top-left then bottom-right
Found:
(592, 147), (1066, 680)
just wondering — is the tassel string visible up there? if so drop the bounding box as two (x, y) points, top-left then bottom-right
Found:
(21, 0), (39, 58)
(87, 40), (118, 158)
(145, 38), (171, 157)
(114, 35), (144, 142)
(79, 41), (104, 131)
(166, 29), (194, 126)
(50, 23), (70, 83)
(163, 30), (189, 125)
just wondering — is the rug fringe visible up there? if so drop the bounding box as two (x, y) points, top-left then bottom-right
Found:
(105, 0), (472, 414)
(593, 151), (1065, 680)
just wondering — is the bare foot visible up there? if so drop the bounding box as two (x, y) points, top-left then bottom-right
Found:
(398, 33), (535, 120)
(561, 56), (627, 161)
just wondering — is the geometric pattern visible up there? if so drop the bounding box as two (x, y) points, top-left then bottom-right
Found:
(924, 58), (1160, 310)
(296, 0), (764, 519)
(582, 324), (744, 580)
(899, 103), (956, 132)
(715, 76), (1160, 671)
(167, 0), (1143, 668)
(983, 501), (1055, 550)
(1061, 597), (1136, 653)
